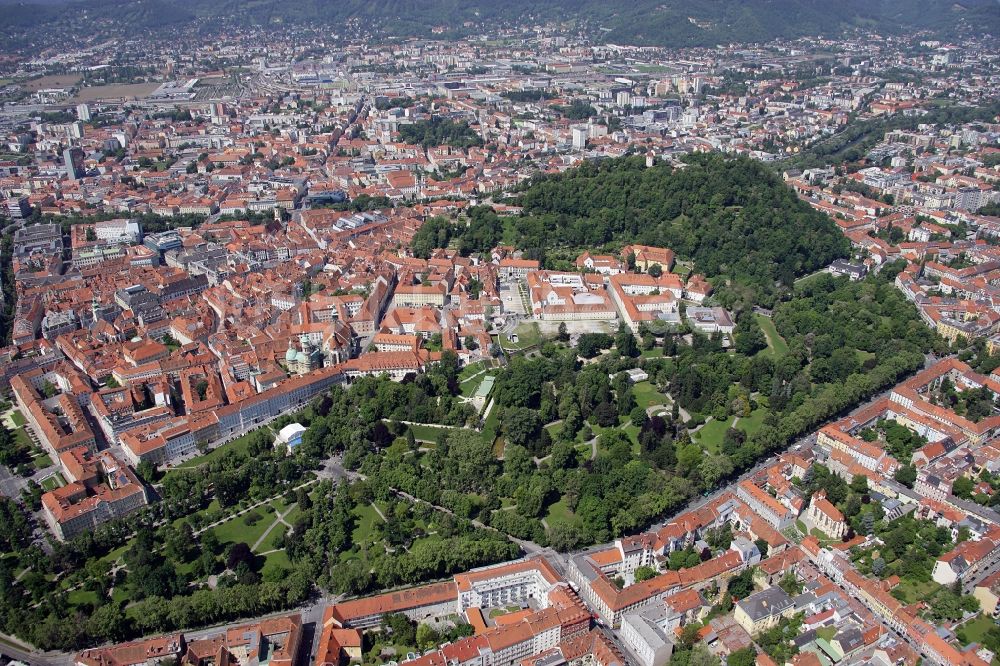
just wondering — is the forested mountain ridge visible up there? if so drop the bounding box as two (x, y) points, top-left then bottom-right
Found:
(1, 0), (996, 45)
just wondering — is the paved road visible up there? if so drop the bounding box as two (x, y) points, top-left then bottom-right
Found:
(0, 417), (60, 501)
(315, 455), (354, 482)
(0, 631), (73, 666)
(179, 600), (330, 649)
(964, 554), (1000, 594)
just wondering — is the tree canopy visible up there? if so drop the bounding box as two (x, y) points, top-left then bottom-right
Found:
(398, 117), (483, 149)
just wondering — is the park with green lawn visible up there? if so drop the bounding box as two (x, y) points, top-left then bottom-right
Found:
(693, 405), (769, 453)
(755, 313), (788, 357)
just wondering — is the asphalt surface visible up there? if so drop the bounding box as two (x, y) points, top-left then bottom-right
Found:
(0, 631), (72, 666)
(0, 463), (26, 499)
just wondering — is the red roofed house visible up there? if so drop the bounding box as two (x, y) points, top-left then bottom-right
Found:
(932, 527), (1000, 586)
(620, 245), (675, 273)
(736, 480), (797, 531)
(314, 607), (363, 666)
(76, 634), (185, 666)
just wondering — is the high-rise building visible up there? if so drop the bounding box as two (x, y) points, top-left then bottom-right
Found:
(76, 103), (91, 121)
(63, 147), (85, 181)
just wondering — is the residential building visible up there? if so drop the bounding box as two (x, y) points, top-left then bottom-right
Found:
(734, 587), (795, 634)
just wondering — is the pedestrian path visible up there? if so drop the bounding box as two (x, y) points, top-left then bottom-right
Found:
(194, 478), (316, 536)
(251, 504), (297, 551)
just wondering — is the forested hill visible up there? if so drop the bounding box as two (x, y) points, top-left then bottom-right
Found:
(516, 154), (850, 294)
(1, 0), (997, 46)
(414, 154), (850, 306)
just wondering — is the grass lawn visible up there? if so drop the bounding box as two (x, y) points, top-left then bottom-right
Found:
(506, 321), (543, 350)
(588, 417), (641, 454)
(172, 498), (222, 531)
(259, 523), (288, 552)
(67, 589), (99, 609)
(958, 614), (996, 644)
(816, 626), (837, 642)
(99, 544), (129, 567)
(351, 504), (386, 547)
(544, 497), (581, 530)
(482, 404), (501, 447)
(12, 426), (32, 451)
(407, 423), (460, 443)
(283, 503), (303, 527)
(211, 510), (275, 547)
(367, 642), (421, 665)
(621, 424), (640, 453)
(893, 578), (940, 605)
(492, 436), (506, 459)
(261, 550), (291, 577)
(857, 350), (876, 364)
(459, 361), (488, 381)
(737, 408), (768, 436)
(460, 377), (478, 397)
(693, 416), (735, 453)
(10, 410), (25, 426)
(33, 453), (53, 470)
(460, 372), (495, 398)
(175, 558), (199, 577)
(270, 495), (292, 515)
(755, 313), (789, 357)
(633, 381), (668, 410)
(40, 474), (64, 491)
(809, 528), (838, 546)
(124, 603), (144, 623)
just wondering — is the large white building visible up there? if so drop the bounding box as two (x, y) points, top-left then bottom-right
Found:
(94, 218), (143, 244)
(620, 589), (705, 666)
(932, 528), (1000, 586)
(454, 557), (562, 611)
